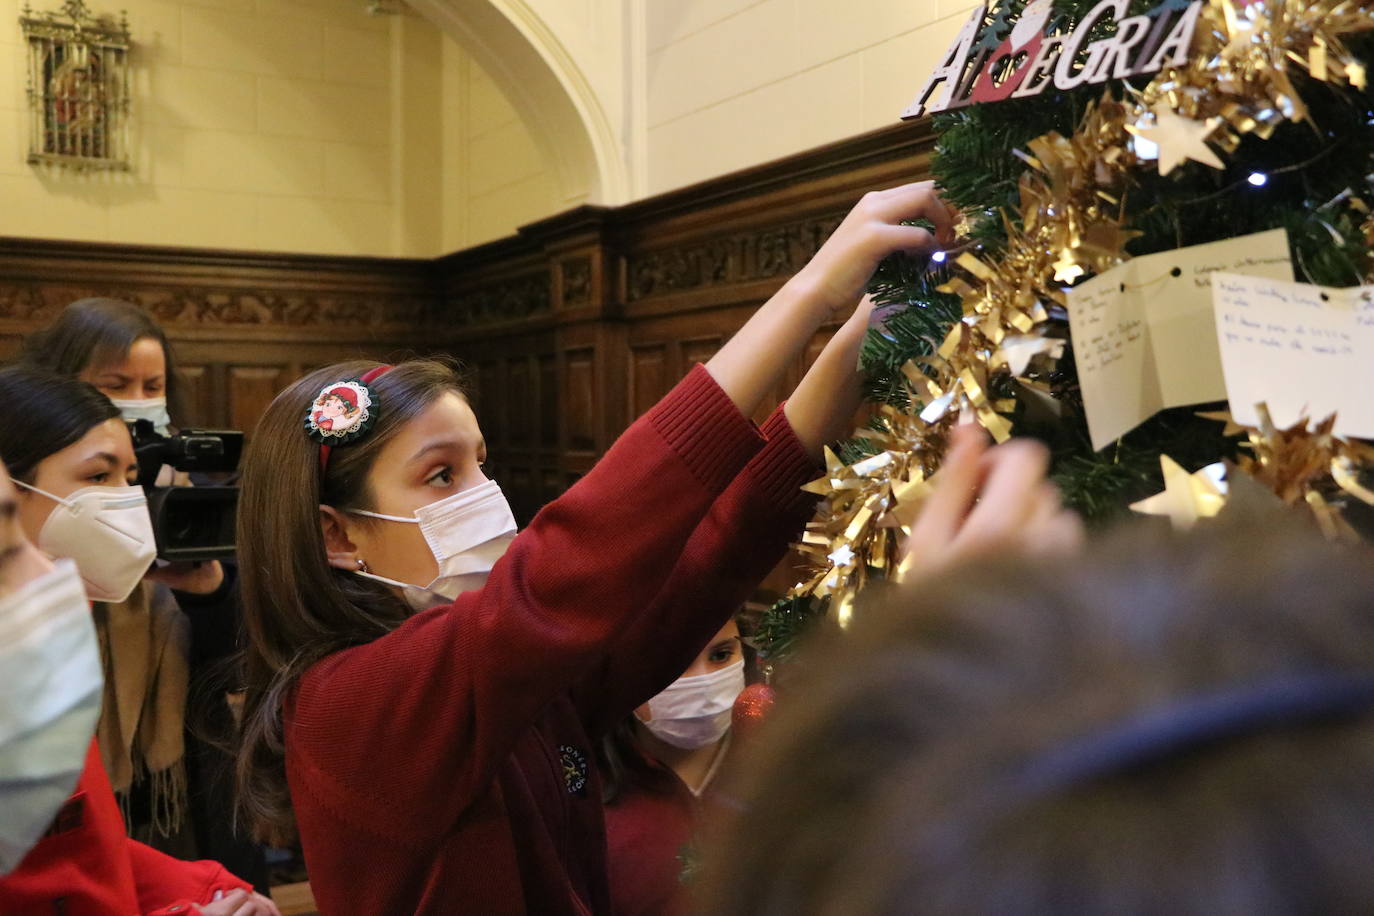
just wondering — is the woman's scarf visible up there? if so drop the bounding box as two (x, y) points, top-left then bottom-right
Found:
(92, 579), (189, 836)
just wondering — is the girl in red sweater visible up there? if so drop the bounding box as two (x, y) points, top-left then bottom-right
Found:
(0, 368), (277, 916)
(600, 616), (745, 915)
(233, 183), (954, 914)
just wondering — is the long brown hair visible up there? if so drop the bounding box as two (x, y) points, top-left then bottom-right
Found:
(234, 359), (467, 840)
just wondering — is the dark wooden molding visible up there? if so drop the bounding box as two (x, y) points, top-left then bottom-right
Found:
(0, 235), (442, 342)
(625, 212), (847, 302)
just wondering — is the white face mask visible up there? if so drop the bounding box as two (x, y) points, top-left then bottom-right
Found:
(15, 481), (157, 603)
(637, 659), (745, 750)
(0, 559), (102, 875)
(109, 397), (172, 437)
(349, 479), (518, 611)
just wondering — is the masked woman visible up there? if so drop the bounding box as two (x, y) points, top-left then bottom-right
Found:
(19, 298), (266, 888)
(0, 366), (278, 915)
(232, 183), (953, 913)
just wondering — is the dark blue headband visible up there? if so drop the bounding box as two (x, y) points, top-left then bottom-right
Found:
(1013, 671), (1374, 798)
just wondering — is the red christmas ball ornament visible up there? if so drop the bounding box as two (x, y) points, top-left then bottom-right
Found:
(732, 682), (777, 740)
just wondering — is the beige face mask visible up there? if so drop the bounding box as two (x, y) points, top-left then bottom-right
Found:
(15, 481), (157, 603)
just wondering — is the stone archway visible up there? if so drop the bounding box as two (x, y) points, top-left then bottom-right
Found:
(405, 0), (628, 206)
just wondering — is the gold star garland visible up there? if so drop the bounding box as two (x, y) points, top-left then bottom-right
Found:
(1135, 407), (1374, 541)
(1352, 195), (1374, 282)
(790, 368), (948, 629)
(791, 0), (1374, 620)
(1231, 406), (1374, 542)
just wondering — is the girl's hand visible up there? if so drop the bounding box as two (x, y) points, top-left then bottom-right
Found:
(899, 424), (1083, 581)
(791, 181), (956, 317)
(145, 559), (225, 595)
(196, 888), (283, 916)
(704, 183), (953, 418)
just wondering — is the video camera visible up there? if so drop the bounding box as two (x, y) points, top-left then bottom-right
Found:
(127, 420), (244, 562)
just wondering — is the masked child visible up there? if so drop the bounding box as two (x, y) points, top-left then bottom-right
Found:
(233, 183), (954, 913)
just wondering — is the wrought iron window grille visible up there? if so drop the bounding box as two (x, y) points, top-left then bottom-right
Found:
(21, 1), (132, 171)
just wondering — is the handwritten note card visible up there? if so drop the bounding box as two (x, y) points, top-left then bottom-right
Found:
(1067, 229), (1293, 449)
(1211, 274), (1374, 437)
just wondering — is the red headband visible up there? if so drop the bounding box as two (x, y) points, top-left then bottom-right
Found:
(318, 364), (393, 474)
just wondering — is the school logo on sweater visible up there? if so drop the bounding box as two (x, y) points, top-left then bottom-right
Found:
(559, 745), (588, 796)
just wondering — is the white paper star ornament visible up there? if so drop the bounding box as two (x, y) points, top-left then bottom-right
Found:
(1127, 103), (1225, 176)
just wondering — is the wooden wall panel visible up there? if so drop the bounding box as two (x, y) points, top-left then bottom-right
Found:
(629, 343), (668, 420)
(175, 364), (215, 428)
(228, 366), (295, 438)
(563, 347), (597, 456)
(680, 337), (723, 368)
(445, 322), (558, 527)
(472, 359), (505, 443)
(507, 358), (533, 448)
(538, 354), (558, 448)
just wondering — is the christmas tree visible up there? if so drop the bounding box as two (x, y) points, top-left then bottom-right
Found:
(754, 0), (1374, 662)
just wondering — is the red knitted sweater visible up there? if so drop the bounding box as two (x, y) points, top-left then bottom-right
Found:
(285, 367), (819, 914)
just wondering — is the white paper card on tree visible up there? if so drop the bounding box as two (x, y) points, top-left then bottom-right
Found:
(1211, 273), (1374, 437)
(1067, 228), (1293, 450)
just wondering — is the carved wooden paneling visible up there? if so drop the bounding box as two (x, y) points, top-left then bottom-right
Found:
(626, 213), (845, 303)
(560, 257), (592, 308)
(0, 250), (439, 341)
(449, 271), (550, 325)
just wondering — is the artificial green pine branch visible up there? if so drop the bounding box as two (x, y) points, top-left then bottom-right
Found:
(753, 595), (829, 663)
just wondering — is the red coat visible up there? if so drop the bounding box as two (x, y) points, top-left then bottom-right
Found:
(0, 740), (251, 916)
(285, 366), (819, 914)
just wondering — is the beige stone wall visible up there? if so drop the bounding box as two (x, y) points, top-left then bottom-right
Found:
(0, 0), (558, 256)
(0, 0), (973, 255)
(643, 0), (970, 195)
(438, 36), (560, 252)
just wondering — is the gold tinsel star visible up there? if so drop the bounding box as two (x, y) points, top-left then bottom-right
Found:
(1052, 250), (1086, 283)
